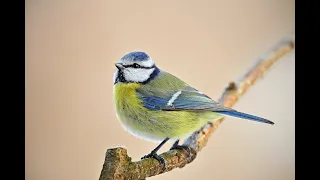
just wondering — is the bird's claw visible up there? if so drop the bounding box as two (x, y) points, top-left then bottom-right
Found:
(141, 152), (166, 170)
(170, 145), (191, 158)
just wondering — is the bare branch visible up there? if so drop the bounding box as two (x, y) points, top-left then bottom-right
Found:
(99, 38), (295, 180)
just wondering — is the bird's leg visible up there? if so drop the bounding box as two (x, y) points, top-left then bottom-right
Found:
(170, 139), (191, 157)
(141, 137), (169, 170)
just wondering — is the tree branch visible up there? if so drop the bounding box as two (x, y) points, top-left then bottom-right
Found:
(99, 38), (295, 180)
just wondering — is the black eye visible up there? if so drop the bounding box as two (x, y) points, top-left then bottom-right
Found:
(133, 63), (140, 68)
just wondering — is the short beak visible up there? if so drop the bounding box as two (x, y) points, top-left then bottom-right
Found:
(115, 63), (124, 70)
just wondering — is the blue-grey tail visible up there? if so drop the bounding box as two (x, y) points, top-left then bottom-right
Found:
(217, 111), (274, 125)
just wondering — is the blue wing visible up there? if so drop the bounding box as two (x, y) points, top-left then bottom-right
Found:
(137, 85), (232, 112)
(136, 71), (274, 124)
(140, 95), (168, 110)
(138, 89), (273, 124)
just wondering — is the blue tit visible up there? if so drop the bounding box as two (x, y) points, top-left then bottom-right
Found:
(113, 51), (274, 167)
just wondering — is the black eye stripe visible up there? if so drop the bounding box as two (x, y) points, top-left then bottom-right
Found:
(122, 64), (155, 69)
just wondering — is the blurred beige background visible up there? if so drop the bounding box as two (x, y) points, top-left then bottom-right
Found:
(26, 0), (294, 180)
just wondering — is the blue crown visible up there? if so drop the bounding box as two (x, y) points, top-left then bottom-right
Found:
(121, 52), (150, 62)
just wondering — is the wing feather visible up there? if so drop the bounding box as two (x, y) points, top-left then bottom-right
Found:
(137, 71), (233, 112)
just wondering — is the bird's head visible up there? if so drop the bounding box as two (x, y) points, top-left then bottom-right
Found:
(113, 51), (160, 84)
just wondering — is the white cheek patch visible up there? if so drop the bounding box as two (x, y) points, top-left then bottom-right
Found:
(123, 68), (155, 82)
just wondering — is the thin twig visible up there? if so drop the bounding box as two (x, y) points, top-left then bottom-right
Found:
(99, 38), (294, 180)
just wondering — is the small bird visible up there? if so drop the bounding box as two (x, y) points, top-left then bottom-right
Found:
(113, 51), (274, 168)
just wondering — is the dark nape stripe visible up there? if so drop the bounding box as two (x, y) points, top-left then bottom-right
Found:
(142, 66), (160, 84)
(122, 64), (155, 69)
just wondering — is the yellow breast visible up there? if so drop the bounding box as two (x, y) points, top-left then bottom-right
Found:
(113, 82), (142, 110)
(112, 82), (221, 142)
(114, 82), (158, 140)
